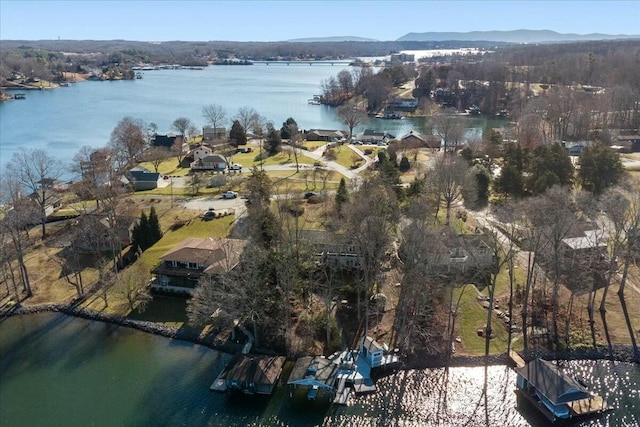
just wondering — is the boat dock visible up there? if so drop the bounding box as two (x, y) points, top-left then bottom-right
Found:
(210, 353), (286, 395)
(509, 350), (526, 368)
(288, 336), (400, 405)
(515, 358), (611, 422)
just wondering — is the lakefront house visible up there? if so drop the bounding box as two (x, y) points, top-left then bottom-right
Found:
(151, 237), (248, 294)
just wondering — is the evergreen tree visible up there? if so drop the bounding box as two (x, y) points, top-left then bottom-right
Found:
(148, 206), (163, 245)
(399, 156), (411, 172)
(335, 177), (349, 213)
(280, 117), (298, 140)
(495, 164), (525, 198)
(578, 141), (625, 195)
(265, 124), (282, 156)
(132, 211), (149, 252)
(526, 143), (573, 195)
(229, 120), (247, 146)
(470, 164), (491, 207)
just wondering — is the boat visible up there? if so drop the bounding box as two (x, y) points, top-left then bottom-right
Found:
(514, 358), (611, 422)
(13, 93), (26, 100)
(136, 73), (143, 79)
(308, 95), (321, 105)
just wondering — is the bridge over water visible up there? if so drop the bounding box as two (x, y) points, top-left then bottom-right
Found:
(250, 60), (353, 66)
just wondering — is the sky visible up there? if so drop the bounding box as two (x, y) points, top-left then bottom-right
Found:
(1, 0), (639, 42)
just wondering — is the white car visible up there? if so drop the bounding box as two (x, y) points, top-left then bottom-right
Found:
(222, 191), (238, 199)
(229, 164), (242, 171)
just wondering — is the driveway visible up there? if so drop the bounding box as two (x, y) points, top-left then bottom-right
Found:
(181, 195), (248, 218)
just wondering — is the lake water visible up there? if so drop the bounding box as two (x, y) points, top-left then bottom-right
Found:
(1, 313), (638, 426)
(0, 64), (500, 172)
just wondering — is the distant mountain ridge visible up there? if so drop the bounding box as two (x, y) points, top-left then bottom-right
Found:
(286, 36), (378, 42)
(396, 29), (640, 43)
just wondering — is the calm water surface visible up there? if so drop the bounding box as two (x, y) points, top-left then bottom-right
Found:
(0, 65), (500, 170)
(1, 313), (638, 426)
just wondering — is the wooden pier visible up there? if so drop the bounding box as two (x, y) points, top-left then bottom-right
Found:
(509, 350), (526, 368)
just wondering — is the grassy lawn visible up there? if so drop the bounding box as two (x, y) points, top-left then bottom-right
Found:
(454, 284), (523, 355)
(358, 146), (383, 159)
(137, 215), (235, 271)
(138, 157), (190, 176)
(303, 140), (327, 150)
(265, 169), (344, 192)
(231, 150), (317, 169)
(329, 146), (364, 169)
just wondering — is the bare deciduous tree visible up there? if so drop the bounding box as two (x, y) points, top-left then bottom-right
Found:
(6, 149), (64, 239)
(202, 104), (227, 142)
(336, 100), (367, 142)
(431, 110), (465, 153)
(171, 117), (192, 140)
(431, 157), (473, 226)
(109, 116), (148, 168)
(235, 106), (260, 135)
(142, 146), (170, 173)
(344, 175), (399, 331)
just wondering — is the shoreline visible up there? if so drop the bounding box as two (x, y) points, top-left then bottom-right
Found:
(2, 303), (638, 368)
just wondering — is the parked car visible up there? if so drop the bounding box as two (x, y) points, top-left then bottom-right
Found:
(201, 208), (216, 220)
(304, 191), (318, 199)
(222, 191), (238, 199)
(237, 147), (253, 153)
(229, 164), (242, 171)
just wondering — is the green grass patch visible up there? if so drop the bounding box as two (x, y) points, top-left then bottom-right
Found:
(49, 208), (81, 218)
(303, 141), (327, 150)
(138, 157), (190, 176)
(137, 215), (235, 270)
(329, 146), (364, 169)
(453, 284), (521, 355)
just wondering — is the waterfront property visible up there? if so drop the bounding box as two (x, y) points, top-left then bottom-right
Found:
(190, 154), (227, 171)
(515, 358), (610, 422)
(298, 229), (363, 270)
(355, 129), (395, 145)
(305, 129), (347, 142)
(72, 214), (137, 253)
(288, 336), (399, 404)
(151, 237), (247, 294)
(210, 353), (286, 395)
(202, 126), (227, 143)
(399, 129), (442, 150)
(122, 166), (160, 191)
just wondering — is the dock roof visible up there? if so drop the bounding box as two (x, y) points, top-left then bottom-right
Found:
(224, 354), (286, 387)
(516, 359), (591, 404)
(287, 356), (338, 390)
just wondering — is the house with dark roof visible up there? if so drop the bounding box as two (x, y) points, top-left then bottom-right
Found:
(122, 166), (160, 191)
(355, 129), (395, 145)
(305, 129), (347, 142)
(151, 237), (248, 294)
(152, 133), (181, 148)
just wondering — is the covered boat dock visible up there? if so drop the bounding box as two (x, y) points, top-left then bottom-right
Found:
(210, 353), (286, 395)
(515, 358), (610, 422)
